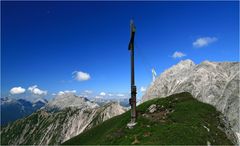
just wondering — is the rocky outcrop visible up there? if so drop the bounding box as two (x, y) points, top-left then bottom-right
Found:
(142, 60), (239, 142)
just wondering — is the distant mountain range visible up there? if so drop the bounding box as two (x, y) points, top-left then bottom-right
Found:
(89, 96), (130, 107)
(0, 92), (128, 126)
(1, 93), (126, 145)
(1, 97), (47, 126)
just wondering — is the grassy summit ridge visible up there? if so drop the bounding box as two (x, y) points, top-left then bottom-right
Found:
(63, 92), (232, 145)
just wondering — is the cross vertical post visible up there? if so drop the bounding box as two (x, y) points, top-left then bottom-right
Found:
(128, 19), (137, 124)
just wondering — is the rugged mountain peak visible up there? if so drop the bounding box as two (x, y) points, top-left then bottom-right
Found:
(198, 60), (219, 69)
(45, 93), (99, 111)
(178, 59), (195, 66)
(173, 59), (195, 70)
(160, 59), (195, 78)
(142, 60), (239, 142)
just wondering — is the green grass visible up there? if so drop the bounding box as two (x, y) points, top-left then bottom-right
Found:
(63, 92), (233, 145)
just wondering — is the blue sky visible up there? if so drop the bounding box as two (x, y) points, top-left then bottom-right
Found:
(1, 1), (239, 100)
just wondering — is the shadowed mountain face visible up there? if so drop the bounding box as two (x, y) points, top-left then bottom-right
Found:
(0, 97), (47, 126)
(142, 60), (239, 139)
(1, 93), (126, 145)
(63, 92), (235, 145)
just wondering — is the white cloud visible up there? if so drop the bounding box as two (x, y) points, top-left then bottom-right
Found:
(117, 94), (125, 97)
(58, 90), (76, 96)
(172, 51), (186, 58)
(73, 71), (90, 81)
(10, 87), (26, 94)
(28, 85), (47, 95)
(100, 92), (106, 96)
(193, 37), (217, 48)
(108, 94), (113, 96)
(140, 86), (146, 93)
(84, 90), (92, 94)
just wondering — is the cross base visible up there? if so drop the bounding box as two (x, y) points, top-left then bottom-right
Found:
(127, 121), (137, 129)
